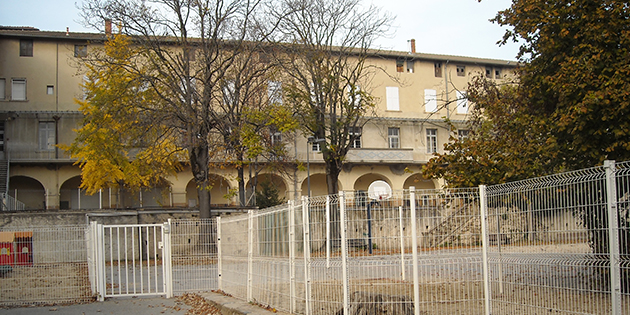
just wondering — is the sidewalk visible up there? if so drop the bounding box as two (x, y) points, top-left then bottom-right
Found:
(0, 293), (290, 315)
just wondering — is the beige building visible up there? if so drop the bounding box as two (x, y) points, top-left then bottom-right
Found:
(0, 27), (515, 211)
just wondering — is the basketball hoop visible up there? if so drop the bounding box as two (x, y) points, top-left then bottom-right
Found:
(367, 180), (392, 200)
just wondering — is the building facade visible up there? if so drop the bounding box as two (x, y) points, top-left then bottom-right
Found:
(0, 27), (515, 210)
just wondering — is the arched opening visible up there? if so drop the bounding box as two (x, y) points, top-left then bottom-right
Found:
(247, 174), (287, 207)
(186, 174), (232, 208)
(300, 173), (335, 197)
(403, 173), (436, 190)
(8, 176), (45, 210)
(353, 173), (392, 191)
(353, 174), (392, 207)
(60, 176), (101, 210)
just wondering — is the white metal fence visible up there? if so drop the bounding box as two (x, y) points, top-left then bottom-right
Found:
(2, 160), (630, 314)
(0, 226), (92, 306)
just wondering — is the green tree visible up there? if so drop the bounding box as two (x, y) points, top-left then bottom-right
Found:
(426, 0), (630, 292)
(426, 0), (630, 185)
(255, 179), (286, 209)
(494, 0), (630, 169)
(423, 77), (557, 187)
(62, 34), (182, 200)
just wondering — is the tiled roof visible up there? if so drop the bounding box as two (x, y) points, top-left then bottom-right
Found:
(0, 27), (517, 66)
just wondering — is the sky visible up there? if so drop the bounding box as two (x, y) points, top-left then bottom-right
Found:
(0, 0), (520, 61)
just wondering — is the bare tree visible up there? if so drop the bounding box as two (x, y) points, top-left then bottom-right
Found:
(80, 0), (270, 217)
(273, 0), (393, 195)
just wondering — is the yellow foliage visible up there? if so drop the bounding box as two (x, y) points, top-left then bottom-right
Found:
(61, 33), (181, 195)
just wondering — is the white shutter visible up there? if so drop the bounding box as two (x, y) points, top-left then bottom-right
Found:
(456, 91), (468, 114)
(386, 86), (399, 111)
(12, 79), (26, 101)
(424, 89), (437, 113)
(0, 79), (5, 99)
(268, 81), (282, 104)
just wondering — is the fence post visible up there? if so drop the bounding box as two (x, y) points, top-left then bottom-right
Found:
(247, 209), (253, 302)
(87, 221), (98, 295)
(605, 160), (621, 314)
(163, 219), (173, 298)
(339, 191), (349, 315)
(96, 223), (106, 301)
(217, 216), (222, 292)
(409, 187), (420, 315)
(288, 200), (296, 313)
(399, 206), (406, 281)
(326, 195), (331, 269)
(479, 185), (492, 315)
(302, 196), (312, 315)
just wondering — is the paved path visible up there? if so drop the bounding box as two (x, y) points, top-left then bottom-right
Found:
(0, 296), (190, 315)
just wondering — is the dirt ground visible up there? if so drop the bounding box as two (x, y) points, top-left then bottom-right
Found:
(0, 263), (92, 306)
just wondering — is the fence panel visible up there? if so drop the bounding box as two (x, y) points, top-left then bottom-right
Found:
(219, 210), (255, 301)
(0, 225), (93, 306)
(168, 219), (217, 295)
(484, 163), (630, 314)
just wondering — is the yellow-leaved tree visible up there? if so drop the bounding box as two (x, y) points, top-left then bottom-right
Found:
(61, 34), (182, 203)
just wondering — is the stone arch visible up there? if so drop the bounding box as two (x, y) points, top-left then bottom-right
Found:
(300, 174), (342, 197)
(186, 174), (233, 207)
(59, 175), (100, 210)
(353, 173), (392, 192)
(403, 173), (437, 190)
(247, 174), (288, 204)
(8, 176), (45, 210)
(352, 173), (392, 208)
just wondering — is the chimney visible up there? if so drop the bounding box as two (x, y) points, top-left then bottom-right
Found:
(410, 39), (416, 53)
(105, 19), (112, 36)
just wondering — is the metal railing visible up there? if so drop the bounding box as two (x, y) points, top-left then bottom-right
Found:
(1, 192), (25, 211)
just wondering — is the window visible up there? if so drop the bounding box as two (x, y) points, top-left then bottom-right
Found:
(456, 65), (466, 77)
(185, 47), (196, 61)
(396, 59), (404, 72)
(271, 129), (282, 145)
(424, 89), (437, 113)
(11, 79), (26, 100)
(20, 39), (33, 57)
(347, 84), (361, 108)
(434, 62), (442, 77)
(39, 122), (55, 151)
(456, 90), (468, 114)
(386, 86), (399, 111)
(406, 60), (414, 73)
(47, 85), (54, 95)
(312, 142), (321, 152)
(495, 68), (502, 79)
(0, 79), (5, 99)
(0, 121), (4, 152)
(268, 81), (282, 105)
(486, 67), (493, 78)
(426, 129), (437, 153)
(74, 44), (87, 58)
(223, 80), (235, 105)
(458, 129), (470, 140)
(350, 126), (361, 149)
(388, 127), (400, 149)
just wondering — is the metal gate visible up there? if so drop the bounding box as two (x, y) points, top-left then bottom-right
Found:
(88, 222), (173, 300)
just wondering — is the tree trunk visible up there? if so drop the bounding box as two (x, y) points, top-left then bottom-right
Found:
(326, 158), (342, 240)
(238, 166), (246, 206)
(190, 143), (212, 218)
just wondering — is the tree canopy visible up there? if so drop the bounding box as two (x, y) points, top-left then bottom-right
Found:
(424, 0), (630, 187)
(62, 34), (182, 196)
